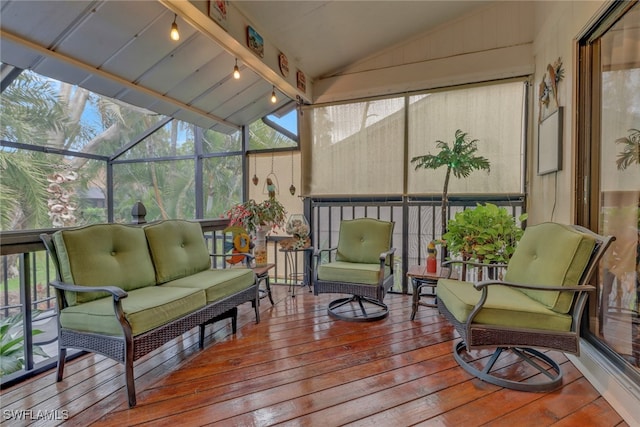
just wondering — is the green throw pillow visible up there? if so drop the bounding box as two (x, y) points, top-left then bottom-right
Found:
(504, 222), (596, 313)
(144, 220), (211, 284)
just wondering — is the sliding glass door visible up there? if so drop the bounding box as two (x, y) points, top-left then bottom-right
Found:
(578, 1), (639, 378)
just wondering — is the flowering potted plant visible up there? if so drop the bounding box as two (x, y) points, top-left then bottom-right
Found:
(225, 197), (287, 234)
(225, 197), (286, 265)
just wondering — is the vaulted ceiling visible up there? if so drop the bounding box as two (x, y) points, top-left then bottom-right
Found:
(0, 0), (489, 133)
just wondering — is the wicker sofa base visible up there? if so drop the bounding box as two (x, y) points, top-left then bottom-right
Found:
(56, 282), (258, 407)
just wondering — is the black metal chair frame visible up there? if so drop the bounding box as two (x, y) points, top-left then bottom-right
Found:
(438, 225), (615, 392)
(313, 247), (396, 322)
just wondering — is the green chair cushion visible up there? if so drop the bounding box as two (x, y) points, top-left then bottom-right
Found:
(52, 224), (157, 305)
(504, 222), (596, 313)
(335, 218), (394, 265)
(160, 268), (255, 303)
(318, 261), (390, 285)
(436, 278), (573, 332)
(144, 220), (211, 284)
(59, 286), (206, 336)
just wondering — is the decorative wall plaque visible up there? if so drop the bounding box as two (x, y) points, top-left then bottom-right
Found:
(296, 69), (306, 93)
(208, 1), (229, 31)
(278, 53), (289, 77)
(247, 26), (264, 58)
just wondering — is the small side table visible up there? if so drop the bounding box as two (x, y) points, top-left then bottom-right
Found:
(407, 264), (452, 320)
(279, 247), (313, 297)
(252, 263), (275, 305)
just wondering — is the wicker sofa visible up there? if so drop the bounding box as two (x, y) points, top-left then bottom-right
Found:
(40, 219), (259, 407)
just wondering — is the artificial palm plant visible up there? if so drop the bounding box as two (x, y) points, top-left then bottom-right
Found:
(410, 129), (491, 238)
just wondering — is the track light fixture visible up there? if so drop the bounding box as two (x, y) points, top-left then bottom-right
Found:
(233, 59), (240, 79)
(170, 14), (180, 41)
(270, 86), (277, 104)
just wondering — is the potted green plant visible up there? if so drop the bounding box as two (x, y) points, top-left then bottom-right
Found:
(411, 129), (491, 240)
(225, 196), (287, 266)
(441, 203), (527, 278)
(225, 197), (287, 234)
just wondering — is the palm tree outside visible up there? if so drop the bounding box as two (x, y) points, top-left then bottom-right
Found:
(615, 128), (640, 170)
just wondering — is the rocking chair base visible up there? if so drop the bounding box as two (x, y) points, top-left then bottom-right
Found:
(328, 295), (389, 322)
(453, 341), (563, 392)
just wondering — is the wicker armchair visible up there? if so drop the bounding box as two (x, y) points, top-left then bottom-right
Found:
(313, 218), (395, 321)
(436, 222), (614, 392)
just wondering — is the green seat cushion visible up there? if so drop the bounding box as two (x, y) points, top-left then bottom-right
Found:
(317, 261), (391, 285)
(436, 278), (573, 332)
(160, 268), (256, 303)
(59, 286), (206, 336)
(144, 220), (211, 284)
(52, 224), (157, 305)
(335, 218), (394, 265)
(504, 222), (596, 313)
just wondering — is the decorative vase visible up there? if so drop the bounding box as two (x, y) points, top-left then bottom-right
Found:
(254, 226), (268, 266)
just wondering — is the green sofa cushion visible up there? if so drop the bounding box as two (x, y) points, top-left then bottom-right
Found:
(504, 222), (596, 313)
(317, 261), (391, 285)
(144, 220), (211, 284)
(160, 268), (255, 303)
(59, 286), (206, 336)
(335, 218), (394, 265)
(52, 224), (157, 305)
(436, 278), (573, 332)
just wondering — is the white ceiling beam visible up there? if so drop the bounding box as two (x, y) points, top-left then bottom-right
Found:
(0, 28), (241, 131)
(160, 0), (312, 105)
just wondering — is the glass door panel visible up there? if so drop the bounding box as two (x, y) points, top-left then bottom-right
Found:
(596, 3), (640, 371)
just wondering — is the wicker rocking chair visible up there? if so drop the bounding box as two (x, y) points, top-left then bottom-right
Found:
(436, 222), (615, 392)
(313, 218), (395, 321)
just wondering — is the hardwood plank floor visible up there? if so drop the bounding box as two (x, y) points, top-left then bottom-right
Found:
(1, 285), (629, 426)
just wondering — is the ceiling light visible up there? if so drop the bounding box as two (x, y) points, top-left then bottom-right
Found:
(170, 14), (180, 41)
(271, 86), (277, 104)
(233, 59), (240, 79)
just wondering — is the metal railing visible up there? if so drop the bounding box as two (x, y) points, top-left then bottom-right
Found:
(0, 218), (230, 387)
(0, 195), (525, 386)
(310, 195), (526, 293)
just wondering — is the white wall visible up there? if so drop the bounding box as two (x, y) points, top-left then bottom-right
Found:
(314, 1), (535, 103)
(529, 0), (608, 224)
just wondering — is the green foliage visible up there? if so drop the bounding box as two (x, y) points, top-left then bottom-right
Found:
(411, 129), (491, 180)
(442, 203), (528, 264)
(0, 312), (49, 376)
(225, 197), (287, 234)
(0, 151), (52, 230)
(0, 71), (67, 144)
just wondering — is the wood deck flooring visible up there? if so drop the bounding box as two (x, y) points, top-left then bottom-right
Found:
(1, 284), (629, 426)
